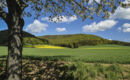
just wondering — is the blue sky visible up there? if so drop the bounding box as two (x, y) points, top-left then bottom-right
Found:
(0, 0), (130, 42)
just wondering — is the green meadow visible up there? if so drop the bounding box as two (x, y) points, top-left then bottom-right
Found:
(0, 45), (130, 64)
(1, 45), (130, 80)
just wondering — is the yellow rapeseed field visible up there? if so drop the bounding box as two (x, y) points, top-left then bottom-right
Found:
(34, 45), (65, 49)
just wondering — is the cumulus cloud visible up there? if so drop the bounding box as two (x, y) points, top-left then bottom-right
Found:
(25, 20), (48, 33)
(110, 7), (130, 20)
(123, 23), (130, 28)
(122, 23), (130, 32)
(110, 0), (130, 20)
(83, 20), (118, 32)
(41, 16), (77, 23)
(56, 28), (66, 32)
(123, 28), (130, 32)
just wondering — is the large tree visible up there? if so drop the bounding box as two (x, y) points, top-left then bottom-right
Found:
(0, 0), (129, 80)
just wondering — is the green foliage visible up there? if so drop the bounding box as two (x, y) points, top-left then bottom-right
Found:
(94, 63), (105, 74)
(0, 0), (126, 21)
(39, 34), (108, 47)
(1, 30), (129, 48)
(39, 34), (130, 48)
(106, 64), (121, 72)
(1, 59), (130, 80)
(23, 37), (46, 45)
(22, 0), (124, 20)
(65, 62), (128, 80)
(105, 64), (123, 80)
(0, 30), (48, 46)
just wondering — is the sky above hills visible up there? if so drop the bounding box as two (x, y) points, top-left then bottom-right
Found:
(0, 0), (130, 42)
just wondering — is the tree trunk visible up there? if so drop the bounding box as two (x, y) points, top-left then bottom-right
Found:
(6, 16), (24, 80)
(4, 0), (27, 80)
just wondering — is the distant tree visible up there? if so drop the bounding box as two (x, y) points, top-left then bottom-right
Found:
(69, 43), (74, 48)
(73, 42), (79, 48)
(0, 0), (129, 80)
(28, 37), (34, 48)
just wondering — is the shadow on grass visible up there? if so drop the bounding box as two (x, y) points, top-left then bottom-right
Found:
(0, 55), (72, 61)
(0, 56), (71, 80)
(1, 56), (130, 80)
(0, 55), (7, 58)
(23, 55), (72, 61)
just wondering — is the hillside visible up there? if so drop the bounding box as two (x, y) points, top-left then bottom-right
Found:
(39, 34), (130, 48)
(0, 30), (129, 48)
(0, 30), (48, 45)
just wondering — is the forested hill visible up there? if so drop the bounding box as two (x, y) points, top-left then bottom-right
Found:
(0, 30), (48, 45)
(39, 34), (130, 48)
(0, 30), (129, 48)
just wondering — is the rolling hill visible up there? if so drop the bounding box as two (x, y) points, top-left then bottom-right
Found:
(0, 30), (48, 45)
(0, 30), (129, 48)
(39, 34), (130, 48)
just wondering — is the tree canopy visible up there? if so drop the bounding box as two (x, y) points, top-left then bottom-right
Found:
(1, 0), (129, 22)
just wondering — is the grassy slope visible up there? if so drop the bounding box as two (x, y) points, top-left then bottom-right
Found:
(0, 30), (48, 45)
(1, 30), (129, 47)
(39, 34), (108, 44)
(39, 34), (130, 47)
(0, 45), (130, 64)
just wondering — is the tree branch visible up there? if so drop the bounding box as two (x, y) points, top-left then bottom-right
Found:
(16, 0), (28, 11)
(6, 0), (28, 16)
(120, 3), (130, 8)
(93, 0), (100, 5)
(0, 7), (8, 21)
(72, 0), (90, 12)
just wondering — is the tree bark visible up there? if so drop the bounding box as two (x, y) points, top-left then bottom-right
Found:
(4, 0), (27, 80)
(6, 16), (24, 80)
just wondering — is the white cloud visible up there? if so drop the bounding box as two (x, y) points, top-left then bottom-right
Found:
(122, 23), (130, 32)
(117, 23), (130, 32)
(41, 16), (77, 23)
(25, 20), (48, 33)
(56, 28), (66, 32)
(110, 7), (130, 20)
(123, 28), (130, 32)
(83, 20), (118, 32)
(123, 23), (130, 28)
(110, 0), (130, 20)
(117, 27), (122, 31)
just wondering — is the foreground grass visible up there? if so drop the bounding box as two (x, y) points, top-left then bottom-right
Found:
(0, 45), (130, 64)
(0, 60), (130, 80)
(66, 62), (130, 80)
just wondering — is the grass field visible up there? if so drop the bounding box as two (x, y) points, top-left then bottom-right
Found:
(0, 45), (130, 64)
(0, 44), (130, 80)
